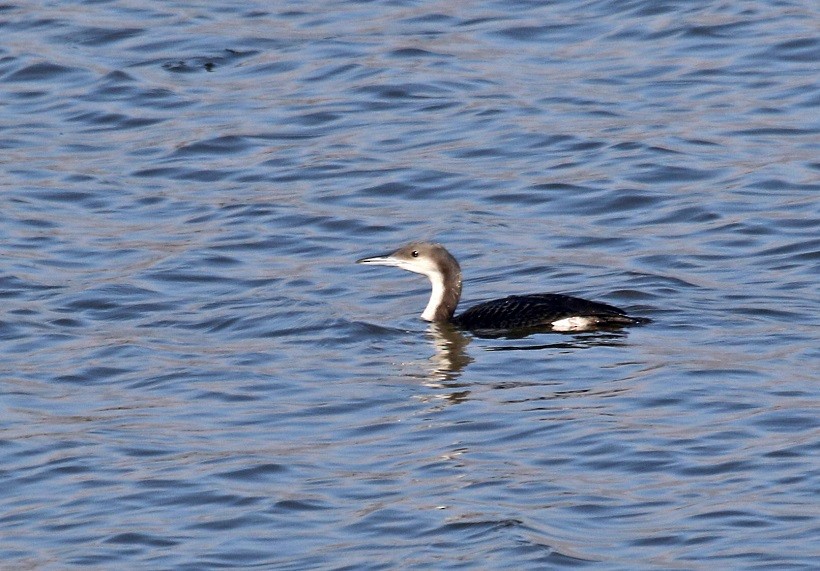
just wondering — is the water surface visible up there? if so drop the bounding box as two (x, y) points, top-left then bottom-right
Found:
(1, 1), (818, 569)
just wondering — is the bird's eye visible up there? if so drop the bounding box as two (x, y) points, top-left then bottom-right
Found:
(411, 250), (419, 257)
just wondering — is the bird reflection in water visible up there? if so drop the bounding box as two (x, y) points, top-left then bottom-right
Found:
(423, 321), (632, 384)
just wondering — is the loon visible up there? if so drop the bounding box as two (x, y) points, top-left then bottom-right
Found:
(357, 242), (648, 332)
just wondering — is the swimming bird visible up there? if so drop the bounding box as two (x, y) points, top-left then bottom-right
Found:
(357, 242), (647, 332)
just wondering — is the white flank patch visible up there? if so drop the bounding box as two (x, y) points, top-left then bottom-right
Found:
(551, 316), (595, 331)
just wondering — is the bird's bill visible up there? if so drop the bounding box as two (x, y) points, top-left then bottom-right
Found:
(356, 253), (401, 266)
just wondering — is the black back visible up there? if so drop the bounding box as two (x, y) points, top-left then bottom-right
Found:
(452, 293), (635, 331)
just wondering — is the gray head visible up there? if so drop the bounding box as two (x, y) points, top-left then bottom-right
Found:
(357, 242), (463, 322)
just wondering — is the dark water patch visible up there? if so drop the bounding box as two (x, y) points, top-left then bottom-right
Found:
(630, 534), (682, 547)
(744, 178), (820, 193)
(55, 366), (132, 385)
(483, 190), (556, 206)
(628, 164), (723, 184)
(240, 59), (301, 77)
(360, 181), (415, 198)
(763, 37), (820, 63)
(757, 238), (820, 259)
(390, 48), (447, 59)
(684, 20), (754, 40)
(0, 16), (64, 33)
(253, 129), (324, 143)
(495, 24), (575, 43)
(355, 81), (452, 102)
(292, 110), (342, 126)
(530, 182), (592, 193)
(581, 189), (668, 216)
(272, 499), (329, 512)
(67, 110), (164, 131)
(57, 26), (144, 47)
(50, 318), (84, 328)
(725, 126), (816, 137)
(104, 532), (178, 547)
(172, 135), (258, 157)
(30, 189), (98, 205)
(171, 168), (234, 182)
(187, 514), (270, 532)
(99, 69), (135, 83)
(202, 254), (242, 267)
(0, 275), (62, 298)
(683, 137), (721, 147)
(305, 62), (362, 82)
(131, 167), (184, 178)
(4, 62), (82, 82)
(752, 411), (819, 434)
(645, 205), (721, 225)
(216, 463), (288, 483)
(161, 49), (257, 73)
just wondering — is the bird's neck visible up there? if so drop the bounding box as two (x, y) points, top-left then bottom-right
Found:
(421, 265), (462, 322)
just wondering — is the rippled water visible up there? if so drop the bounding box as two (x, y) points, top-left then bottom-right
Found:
(2, 1), (818, 568)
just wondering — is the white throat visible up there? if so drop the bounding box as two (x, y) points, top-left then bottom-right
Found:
(421, 270), (446, 321)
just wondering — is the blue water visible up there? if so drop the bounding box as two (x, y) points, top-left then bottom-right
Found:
(1, 1), (818, 568)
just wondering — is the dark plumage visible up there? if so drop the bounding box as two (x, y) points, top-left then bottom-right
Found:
(452, 293), (639, 331)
